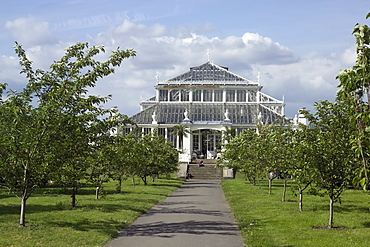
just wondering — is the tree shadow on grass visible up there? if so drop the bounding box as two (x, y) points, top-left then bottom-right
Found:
(310, 203), (369, 214)
(47, 218), (129, 238)
(362, 221), (370, 228)
(78, 203), (148, 214)
(0, 193), (15, 200)
(0, 204), (20, 215)
(0, 204), (66, 216)
(0, 197), (157, 216)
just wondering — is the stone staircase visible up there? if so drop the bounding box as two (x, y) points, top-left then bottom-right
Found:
(188, 159), (223, 179)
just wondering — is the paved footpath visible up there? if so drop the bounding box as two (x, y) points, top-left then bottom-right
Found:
(105, 179), (245, 247)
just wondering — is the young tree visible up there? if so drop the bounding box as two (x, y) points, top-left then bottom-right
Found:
(43, 43), (135, 207)
(86, 113), (132, 199)
(135, 133), (178, 185)
(337, 13), (370, 190)
(302, 100), (359, 228)
(0, 86), (60, 226)
(221, 129), (264, 184)
(265, 125), (295, 201)
(0, 42), (135, 225)
(111, 133), (141, 192)
(290, 125), (316, 211)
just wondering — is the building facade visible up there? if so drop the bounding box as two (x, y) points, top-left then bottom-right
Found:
(124, 61), (285, 176)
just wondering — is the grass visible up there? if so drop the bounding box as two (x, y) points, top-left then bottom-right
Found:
(222, 175), (370, 247)
(0, 178), (184, 247)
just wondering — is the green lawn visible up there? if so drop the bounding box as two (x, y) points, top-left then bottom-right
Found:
(222, 175), (370, 247)
(0, 178), (184, 247)
(2, 175), (369, 247)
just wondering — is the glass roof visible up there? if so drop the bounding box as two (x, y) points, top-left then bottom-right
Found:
(158, 61), (257, 85)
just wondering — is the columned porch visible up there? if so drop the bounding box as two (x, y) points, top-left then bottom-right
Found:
(179, 123), (230, 163)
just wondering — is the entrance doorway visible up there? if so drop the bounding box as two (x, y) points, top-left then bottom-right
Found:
(192, 129), (222, 159)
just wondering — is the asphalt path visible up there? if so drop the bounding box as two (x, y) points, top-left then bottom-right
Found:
(105, 179), (244, 247)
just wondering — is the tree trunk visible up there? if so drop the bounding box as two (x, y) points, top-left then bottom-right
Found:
(117, 177), (122, 193)
(299, 189), (303, 212)
(20, 163), (29, 227)
(141, 176), (147, 185)
(298, 181), (311, 212)
(268, 179), (272, 194)
(19, 194), (27, 227)
(328, 197), (334, 228)
(95, 187), (100, 200)
(282, 179), (287, 202)
(71, 186), (77, 208)
(179, 135), (183, 150)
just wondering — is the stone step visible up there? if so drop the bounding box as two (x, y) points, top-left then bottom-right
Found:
(191, 159), (219, 165)
(188, 164), (223, 180)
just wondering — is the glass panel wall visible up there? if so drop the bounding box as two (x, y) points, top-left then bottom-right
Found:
(193, 89), (201, 101)
(181, 90), (189, 101)
(159, 90), (168, 101)
(214, 90), (223, 102)
(226, 90), (235, 102)
(193, 134), (200, 151)
(122, 127), (132, 135)
(143, 128), (151, 135)
(157, 128), (166, 137)
(248, 90), (257, 102)
(237, 90), (246, 102)
(169, 90), (179, 101)
(203, 90), (212, 102)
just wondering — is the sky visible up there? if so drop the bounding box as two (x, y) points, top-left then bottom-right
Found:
(0, 0), (369, 118)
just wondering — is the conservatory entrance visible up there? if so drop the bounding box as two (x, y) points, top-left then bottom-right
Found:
(192, 129), (222, 159)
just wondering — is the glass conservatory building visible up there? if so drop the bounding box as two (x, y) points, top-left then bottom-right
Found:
(125, 61), (285, 165)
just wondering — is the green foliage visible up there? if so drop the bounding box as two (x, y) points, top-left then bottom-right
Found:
(221, 124), (294, 185)
(222, 126), (236, 143)
(134, 132), (179, 185)
(170, 124), (190, 150)
(221, 128), (263, 184)
(300, 101), (360, 227)
(223, 100), (359, 227)
(336, 13), (370, 189)
(0, 42), (136, 225)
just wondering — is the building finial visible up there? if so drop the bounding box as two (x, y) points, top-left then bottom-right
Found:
(155, 71), (160, 83)
(206, 49), (211, 62)
(257, 72), (261, 82)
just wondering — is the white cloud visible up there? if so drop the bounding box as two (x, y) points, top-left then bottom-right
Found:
(251, 50), (357, 115)
(1, 20), (357, 118)
(5, 17), (57, 46)
(0, 55), (25, 88)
